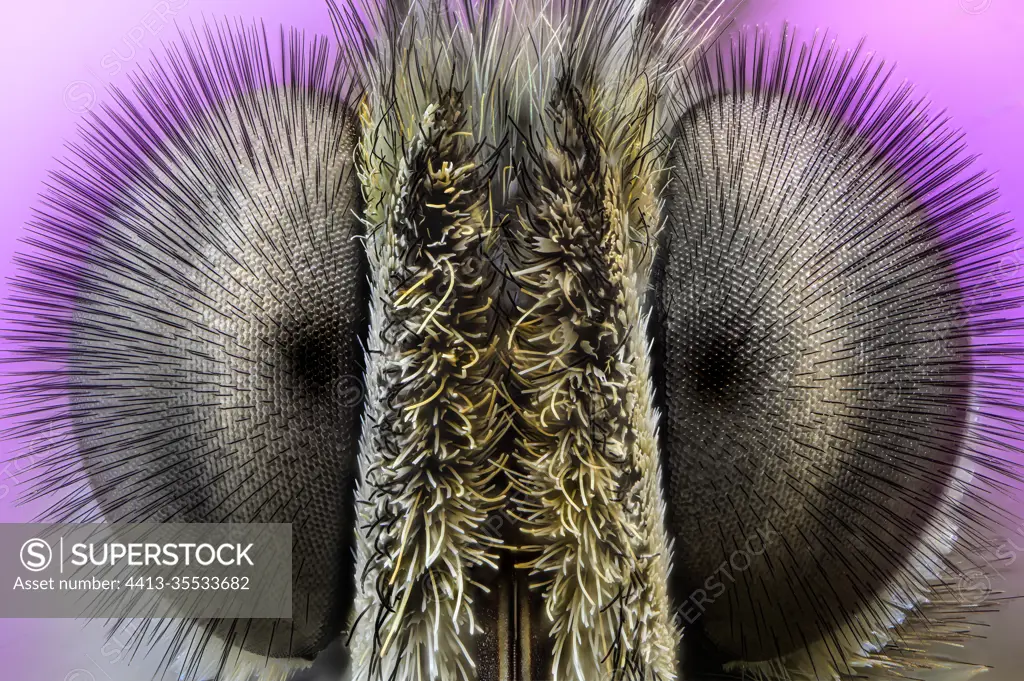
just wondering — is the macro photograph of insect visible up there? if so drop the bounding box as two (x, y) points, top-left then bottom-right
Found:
(0, 0), (1022, 680)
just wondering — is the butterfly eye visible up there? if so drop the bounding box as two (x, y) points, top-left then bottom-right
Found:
(6, 25), (367, 672)
(653, 28), (1021, 676)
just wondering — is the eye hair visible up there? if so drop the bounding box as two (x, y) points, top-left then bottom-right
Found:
(3, 20), (364, 681)
(655, 24), (1023, 680)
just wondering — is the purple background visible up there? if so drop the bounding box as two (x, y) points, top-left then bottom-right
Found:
(0, 0), (1021, 679)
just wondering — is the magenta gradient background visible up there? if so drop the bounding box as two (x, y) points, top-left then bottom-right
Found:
(0, 1), (1021, 680)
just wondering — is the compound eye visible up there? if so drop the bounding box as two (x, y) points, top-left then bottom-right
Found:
(8, 25), (367, 670)
(654, 28), (1020, 674)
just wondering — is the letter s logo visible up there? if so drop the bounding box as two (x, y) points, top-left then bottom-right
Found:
(20, 538), (52, 572)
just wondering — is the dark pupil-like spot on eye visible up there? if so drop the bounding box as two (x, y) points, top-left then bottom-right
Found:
(288, 325), (344, 393)
(683, 318), (756, 398)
